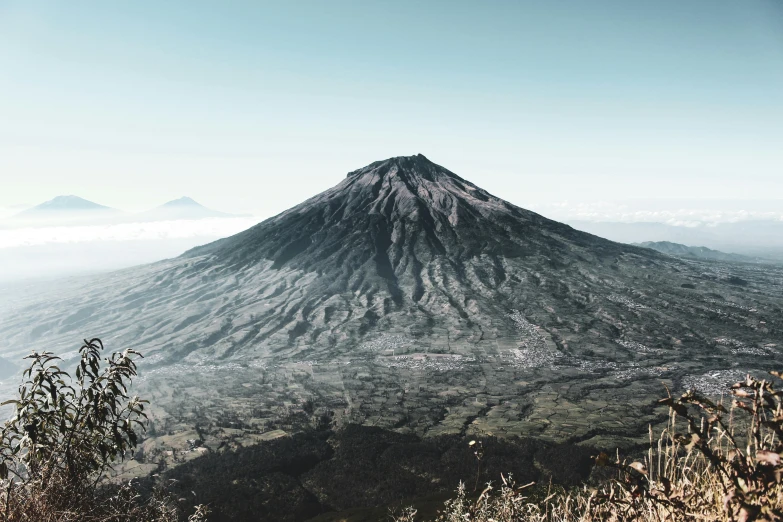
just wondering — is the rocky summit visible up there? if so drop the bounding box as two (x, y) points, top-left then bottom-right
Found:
(1, 155), (782, 447)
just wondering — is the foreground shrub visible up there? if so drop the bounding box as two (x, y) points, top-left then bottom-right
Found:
(398, 372), (783, 522)
(0, 338), (206, 521)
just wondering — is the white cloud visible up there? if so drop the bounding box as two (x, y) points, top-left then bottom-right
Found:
(528, 201), (783, 226)
(0, 217), (259, 249)
(0, 205), (29, 220)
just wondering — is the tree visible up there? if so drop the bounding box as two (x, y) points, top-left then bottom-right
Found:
(0, 338), (206, 521)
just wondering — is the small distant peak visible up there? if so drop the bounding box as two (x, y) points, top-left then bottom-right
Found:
(162, 197), (202, 207)
(50, 195), (90, 204)
(34, 195), (110, 211)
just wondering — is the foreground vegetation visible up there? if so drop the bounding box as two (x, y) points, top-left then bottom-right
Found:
(397, 375), (783, 522)
(0, 339), (206, 521)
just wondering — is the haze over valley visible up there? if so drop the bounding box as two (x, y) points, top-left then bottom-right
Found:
(0, 196), (256, 283)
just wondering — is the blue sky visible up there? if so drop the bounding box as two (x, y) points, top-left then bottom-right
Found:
(1, 0), (782, 218)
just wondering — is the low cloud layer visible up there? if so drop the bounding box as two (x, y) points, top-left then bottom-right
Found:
(528, 201), (783, 226)
(0, 216), (262, 283)
(0, 205), (30, 221)
(0, 217), (259, 249)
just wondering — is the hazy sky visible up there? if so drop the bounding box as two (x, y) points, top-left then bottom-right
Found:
(1, 0), (782, 219)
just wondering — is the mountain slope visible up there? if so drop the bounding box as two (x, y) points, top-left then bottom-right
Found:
(0, 155), (781, 446)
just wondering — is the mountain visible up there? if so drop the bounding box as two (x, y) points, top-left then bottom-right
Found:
(21, 195), (114, 213)
(10, 195), (122, 226)
(570, 220), (783, 261)
(0, 155), (781, 448)
(14, 195), (118, 216)
(136, 197), (235, 221)
(634, 241), (770, 264)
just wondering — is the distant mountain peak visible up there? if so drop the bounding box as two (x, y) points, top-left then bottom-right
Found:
(161, 196), (202, 208)
(31, 195), (112, 212)
(135, 197), (232, 221)
(12, 196), (119, 223)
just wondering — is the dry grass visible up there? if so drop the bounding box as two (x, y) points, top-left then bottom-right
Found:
(396, 373), (783, 522)
(0, 471), (208, 522)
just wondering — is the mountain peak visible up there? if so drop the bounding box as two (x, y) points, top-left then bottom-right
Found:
(347, 154), (457, 182)
(15, 195), (116, 216)
(34, 195), (111, 211)
(12, 195), (120, 225)
(334, 154), (509, 228)
(135, 197), (233, 221)
(161, 197), (202, 208)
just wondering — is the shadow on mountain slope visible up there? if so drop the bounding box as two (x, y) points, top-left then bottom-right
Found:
(163, 425), (595, 522)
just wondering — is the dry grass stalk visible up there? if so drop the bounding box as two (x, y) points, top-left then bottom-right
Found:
(397, 372), (783, 522)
